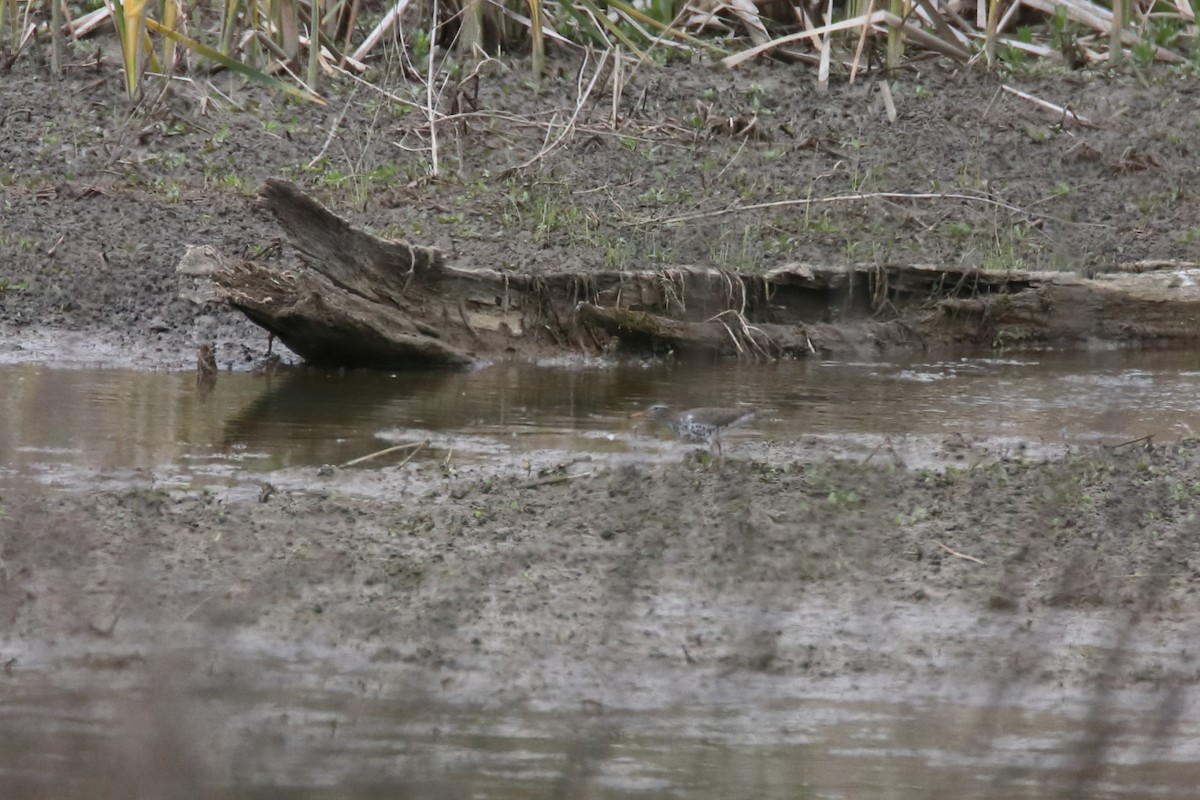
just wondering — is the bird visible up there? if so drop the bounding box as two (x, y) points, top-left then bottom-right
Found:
(196, 343), (218, 387)
(636, 404), (758, 458)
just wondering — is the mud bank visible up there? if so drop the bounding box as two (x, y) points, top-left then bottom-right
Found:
(5, 440), (1200, 706)
(3, 55), (1199, 369)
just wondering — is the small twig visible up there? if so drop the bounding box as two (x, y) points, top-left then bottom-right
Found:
(507, 49), (608, 173)
(88, 602), (124, 636)
(1110, 434), (1153, 450)
(426, 0), (440, 175)
(633, 191), (1108, 229)
(714, 134), (749, 181)
(937, 541), (985, 565)
(181, 595), (214, 621)
(709, 309), (771, 360)
(520, 470), (594, 489)
(396, 441), (427, 468)
(713, 315), (745, 355)
(329, 61), (431, 116)
(46, 233), (66, 258)
(442, 443), (455, 470)
(981, 84), (1004, 120)
(848, 0), (875, 83)
(340, 440), (427, 468)
(307, 84), (357, 168)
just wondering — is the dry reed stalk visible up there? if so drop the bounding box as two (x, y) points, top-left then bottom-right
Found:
(723, 0), (772, 45)
(724, 9), (892, 67)
(1022, 0), (1186, 61)
(975, 33), (1058, 60)
(912, 0), (967, 49)
(1000, 84), (1093, 127)
(351, 0), (413, 62)
(818, 0), (833, 89)
(849, 0), (876, 82)
(610, 43), (623, 128)
(879, 11), (970, 60)
(878, 78), (896, 122)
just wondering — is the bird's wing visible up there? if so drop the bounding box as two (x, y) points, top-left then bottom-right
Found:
(690, 407), (757, 430)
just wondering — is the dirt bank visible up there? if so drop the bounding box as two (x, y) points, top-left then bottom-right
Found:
(5, 440), (1200, 707)
(3, 50), (1199, 367)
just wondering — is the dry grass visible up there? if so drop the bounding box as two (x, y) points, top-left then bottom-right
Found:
(2, 0), (1197, 105)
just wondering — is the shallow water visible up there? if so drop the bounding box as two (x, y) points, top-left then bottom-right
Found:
(3, 645), (1198, 800)
(3, 348), (1200, 487)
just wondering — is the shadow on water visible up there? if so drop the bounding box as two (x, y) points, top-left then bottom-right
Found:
(217, 369), (457, 454)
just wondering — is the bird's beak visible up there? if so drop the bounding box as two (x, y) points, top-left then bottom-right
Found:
(630, 410), (646, 419)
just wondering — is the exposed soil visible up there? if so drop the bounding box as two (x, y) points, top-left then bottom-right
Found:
(7, 443), (1200, 690)
(5, 440), (1200, 794)
(3, 44), (1199, 364)
(3, 39), (1200, 795)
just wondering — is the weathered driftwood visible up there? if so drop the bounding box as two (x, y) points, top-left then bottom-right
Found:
(177, 179), (1200, 368)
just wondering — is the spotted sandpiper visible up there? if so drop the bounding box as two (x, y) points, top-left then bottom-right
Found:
(637, 404), (758, 457)
(196, 343), (218, 387)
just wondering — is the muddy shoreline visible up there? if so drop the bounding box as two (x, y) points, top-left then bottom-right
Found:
(6, 440), (1200, 697)
(5, 439), (1200, 794)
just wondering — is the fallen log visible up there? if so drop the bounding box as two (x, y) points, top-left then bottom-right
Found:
(177, 243), (475, 367)
(176, 179), (1200, 368)
(575, 303), (818, 358)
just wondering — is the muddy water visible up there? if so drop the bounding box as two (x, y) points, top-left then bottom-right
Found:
(6, 670), (1198, 799)
(3, 348), (1200, 486)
